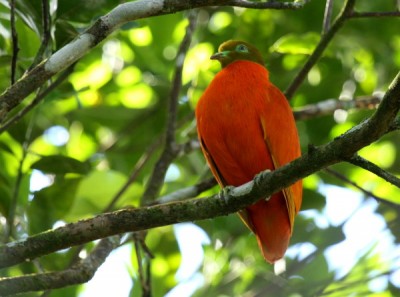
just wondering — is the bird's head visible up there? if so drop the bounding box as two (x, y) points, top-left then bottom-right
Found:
(211, 40), (264, 68)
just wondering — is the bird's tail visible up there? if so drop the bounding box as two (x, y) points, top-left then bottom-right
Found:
(247, 192), (291, 264)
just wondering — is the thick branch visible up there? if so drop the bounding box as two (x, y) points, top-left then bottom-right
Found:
(1, 70), (399, 270)
(0, 0), (308, 122)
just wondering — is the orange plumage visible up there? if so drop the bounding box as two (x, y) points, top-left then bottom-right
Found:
(195, 40), (302, 263)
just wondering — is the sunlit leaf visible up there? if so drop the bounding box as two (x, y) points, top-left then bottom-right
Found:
(270, 32), (320, 55)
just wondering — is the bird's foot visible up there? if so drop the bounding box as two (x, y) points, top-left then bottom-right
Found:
(254, 169), (271, 201)
(254, 169), (271, 186)
(219, 185), (235, 205)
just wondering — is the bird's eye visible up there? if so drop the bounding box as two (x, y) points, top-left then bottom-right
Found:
(236, 44), (248, 53)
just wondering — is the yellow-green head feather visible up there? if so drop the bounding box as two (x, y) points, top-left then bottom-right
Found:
(210, 40), (264, 68)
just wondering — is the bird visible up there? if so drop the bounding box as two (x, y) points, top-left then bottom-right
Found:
(195, 40), (302, 263)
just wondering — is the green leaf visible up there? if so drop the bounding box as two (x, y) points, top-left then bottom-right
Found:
(0, 184), (11, 217)
(301, 188), (326, 211)
(270, 32), (320, 55)
(65, 170), (143, 220)
(28, 177), (81, 234)
(31, 155), (91, 174)
(54, 20), (79, 49)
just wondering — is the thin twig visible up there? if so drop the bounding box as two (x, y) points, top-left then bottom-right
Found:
(142, 11), (197, 202)
(285, 0), (356, 99)
(10, 0), (19, 84)
(5, 110), (36, 241)
(324, 168), (400, 209)
(131, 13), (198, 295)
(103, 138), (162, 212)
(30, 0), (52, 70)
(156, 177), (217, 204)
(222, 0), (310, 9)
(322, 0), (335, 34)
(347, 155), (400, 189)
(293, 95), (382, 120)
(350, 11), (400, 18)
(134, 232), (153, 297)
(317, 268), (399, 296)
(0, 64), (75, 134)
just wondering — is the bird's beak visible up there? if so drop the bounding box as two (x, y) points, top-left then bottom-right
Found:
(210, 51), (228, 61)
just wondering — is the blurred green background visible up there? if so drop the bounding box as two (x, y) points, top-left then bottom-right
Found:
(0, 0), (399, 296)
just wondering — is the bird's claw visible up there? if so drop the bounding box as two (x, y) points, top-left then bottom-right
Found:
(254, 169), (271, 187)
(219, 185), (235, 205)
(254, 170), (271, 201)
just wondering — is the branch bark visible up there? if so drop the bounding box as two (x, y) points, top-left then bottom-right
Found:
(293, 95), (382, 120)
(0, 236), (120, 296)
(1, 69), (399, 272)
(347, 155), (400, 188)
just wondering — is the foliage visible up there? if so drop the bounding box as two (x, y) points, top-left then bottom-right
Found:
(0, 0), (399, 296)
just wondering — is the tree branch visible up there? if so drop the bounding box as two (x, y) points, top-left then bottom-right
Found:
(218, 0), (310, 9)
(142, 11), (197, 202)
(1, 69), (398, 272)
(324, 168), (400, 209)
(103, 138), (161, 212)
(322, 0), (334, 34)
(350, 11), (400, 18)
(0, 0), (309, 123)
(0, 64), (75, 135)
(0, 236), (120, 296)
(156, 177), (217, 204)
(9, 0), (19, 85)
(293, 95), (382, 120)
(347, 155), (400, 189)
(29, 0), (52, 70)
(285, 0), (356, 98)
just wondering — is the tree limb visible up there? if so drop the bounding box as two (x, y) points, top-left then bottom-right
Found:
(0, 69), (398, 272)
(293, 95), (382, 120)
(9, 0), (19, 85)
(0, 236), (120, 296)
(142, 11), (197, 202)
(156, 177), (217, 204)
(0, 64), (76, 135)
(322, 0), (334, 34)
(347, 155), (400, 189)
(285, 0), (356, 98)
(29, 0), (52, 70)
(350, 11), (400, 18)
(324, 168), (400, 209)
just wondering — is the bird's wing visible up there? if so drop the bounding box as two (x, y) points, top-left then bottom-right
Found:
(198, 137), (227, 187)
(199, 137), (257, 233)
(258, 85), (301, 232)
